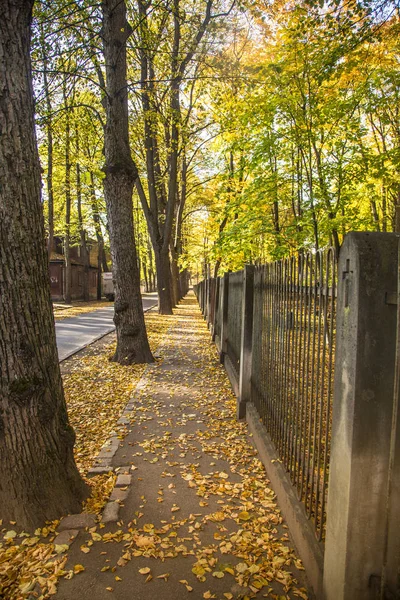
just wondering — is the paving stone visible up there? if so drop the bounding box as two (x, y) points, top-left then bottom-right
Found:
(102, 502), (120, 523)
(87, 465), (114, 477)
(107, 436), (120, 447)
(97, 447), (117, 459)
(53, 529), (79, 547)
(94, 457), (112, 466)
(58, 513), (96, 531)
(115, 474), (132, 487)
(109, 487), (128, 502)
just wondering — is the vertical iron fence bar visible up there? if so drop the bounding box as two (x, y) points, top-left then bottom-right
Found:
(269, 262), (278, 443)
(293, 254), (305, 486)
(288, 255), (299, 479)
(238, 265), (255, 419)
(314, 252), (329, 539)
(318, 248), (336, 540)
(220, 272), (229, 364)
(283, 257), (295, 468)
(310, 251), (324, 530)
(273, 261), (280, 446)
(305, 254), (318, 517)
(299, 254), (313, 503)
(261, 266), (268, 427)
(212, 277), (220, 342)
(276, 260), (285, 455)
(280, 259), (290, 456)
(263, 264), (271, 431)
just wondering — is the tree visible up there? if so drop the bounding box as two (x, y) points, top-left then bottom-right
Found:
(130, 0), (233, 313)
(102, 0), (154, 364)
(0, 0), (87, 529)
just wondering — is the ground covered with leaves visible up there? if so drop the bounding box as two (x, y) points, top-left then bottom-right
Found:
(0, 310), (173, 600)
(56, 298), (309, 600)
(1, 299), (309, 600)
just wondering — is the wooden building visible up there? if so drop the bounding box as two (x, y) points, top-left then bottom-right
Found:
(49, 237), (100, 301)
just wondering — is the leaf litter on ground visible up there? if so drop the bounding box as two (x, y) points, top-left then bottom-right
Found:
(0, 311), (172, 600)
(1, 301), (309, 600)
(55, 300), (309, 600)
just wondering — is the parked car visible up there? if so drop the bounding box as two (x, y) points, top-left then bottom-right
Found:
(102, 272), (114, 301)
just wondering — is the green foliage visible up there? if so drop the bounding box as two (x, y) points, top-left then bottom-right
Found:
(183, 0), (400, 276)
(30, 0), (400, 280)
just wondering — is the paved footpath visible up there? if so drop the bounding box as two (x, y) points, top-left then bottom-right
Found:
(55, 296), (157, 361)
(55, 295), (309, 600)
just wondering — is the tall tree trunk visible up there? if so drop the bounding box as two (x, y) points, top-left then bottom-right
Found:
(370, 199), (381, 231)
(89, 171), (107, 300)
(40, 24), (54, 258)
(143, 264), (149, 293)
(147, 237), (155, 292)
(63, 84), (72, 304)
(382, 183), (388, 232)
(76, 163), (90, 301)
(154, 246), (173, 314)
(213, 152), (235, 278)
(89, 170), (108, 271)
(75, 125), (90, 301)
(0, 0), (87, 529)
(102, 0), (153, 364)
(170, 242), (181, 305)
(46, 105), (54, 257)
(395, 185), (400, 233)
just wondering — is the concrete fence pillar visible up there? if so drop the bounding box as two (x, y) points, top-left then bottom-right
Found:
(220, 272), (230, 364)
(323, 232), (399, 600)
(207, 278), (214, 329)
(204, 277), (209, 320)
(237, 265), (255, 420)
(212, 277), (220, 342)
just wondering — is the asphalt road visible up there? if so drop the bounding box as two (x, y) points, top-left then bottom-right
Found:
(55, 295), (158, 362)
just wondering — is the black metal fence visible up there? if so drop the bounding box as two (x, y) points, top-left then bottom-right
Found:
(194, 249), (337, 541)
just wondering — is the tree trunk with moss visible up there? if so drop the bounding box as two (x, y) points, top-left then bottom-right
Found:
(102, 0), (153, 364)
(0, 0), (87, 529)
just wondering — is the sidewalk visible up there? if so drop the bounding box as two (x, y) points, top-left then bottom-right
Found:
(55, 294), (309, 600)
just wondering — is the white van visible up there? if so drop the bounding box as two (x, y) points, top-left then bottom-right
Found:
(102, 272), (114, 301)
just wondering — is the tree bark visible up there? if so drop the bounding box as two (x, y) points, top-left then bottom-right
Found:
(147, 237), (156, 292)
(0, 0), (87, 529)
(102, 0), (153, 364)
(395, 185), (400, 233)
(63, 82), (72, 304)
(170, 242), (181, 305)
(40, 23), (54, 259)
(76, 162), (90, 301)
(89, 171), (109, 271)
(89, 171), (108, 300)
(154, 247), (174, 314)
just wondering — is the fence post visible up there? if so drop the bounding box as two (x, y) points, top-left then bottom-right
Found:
(220, 272), (229, 364)
(237, 265), (255, 420)
(323, 232), (399, 600)
(207, 278), (213, 328)
(212, 277), (220, 342)
(204, 277), (208, 320)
